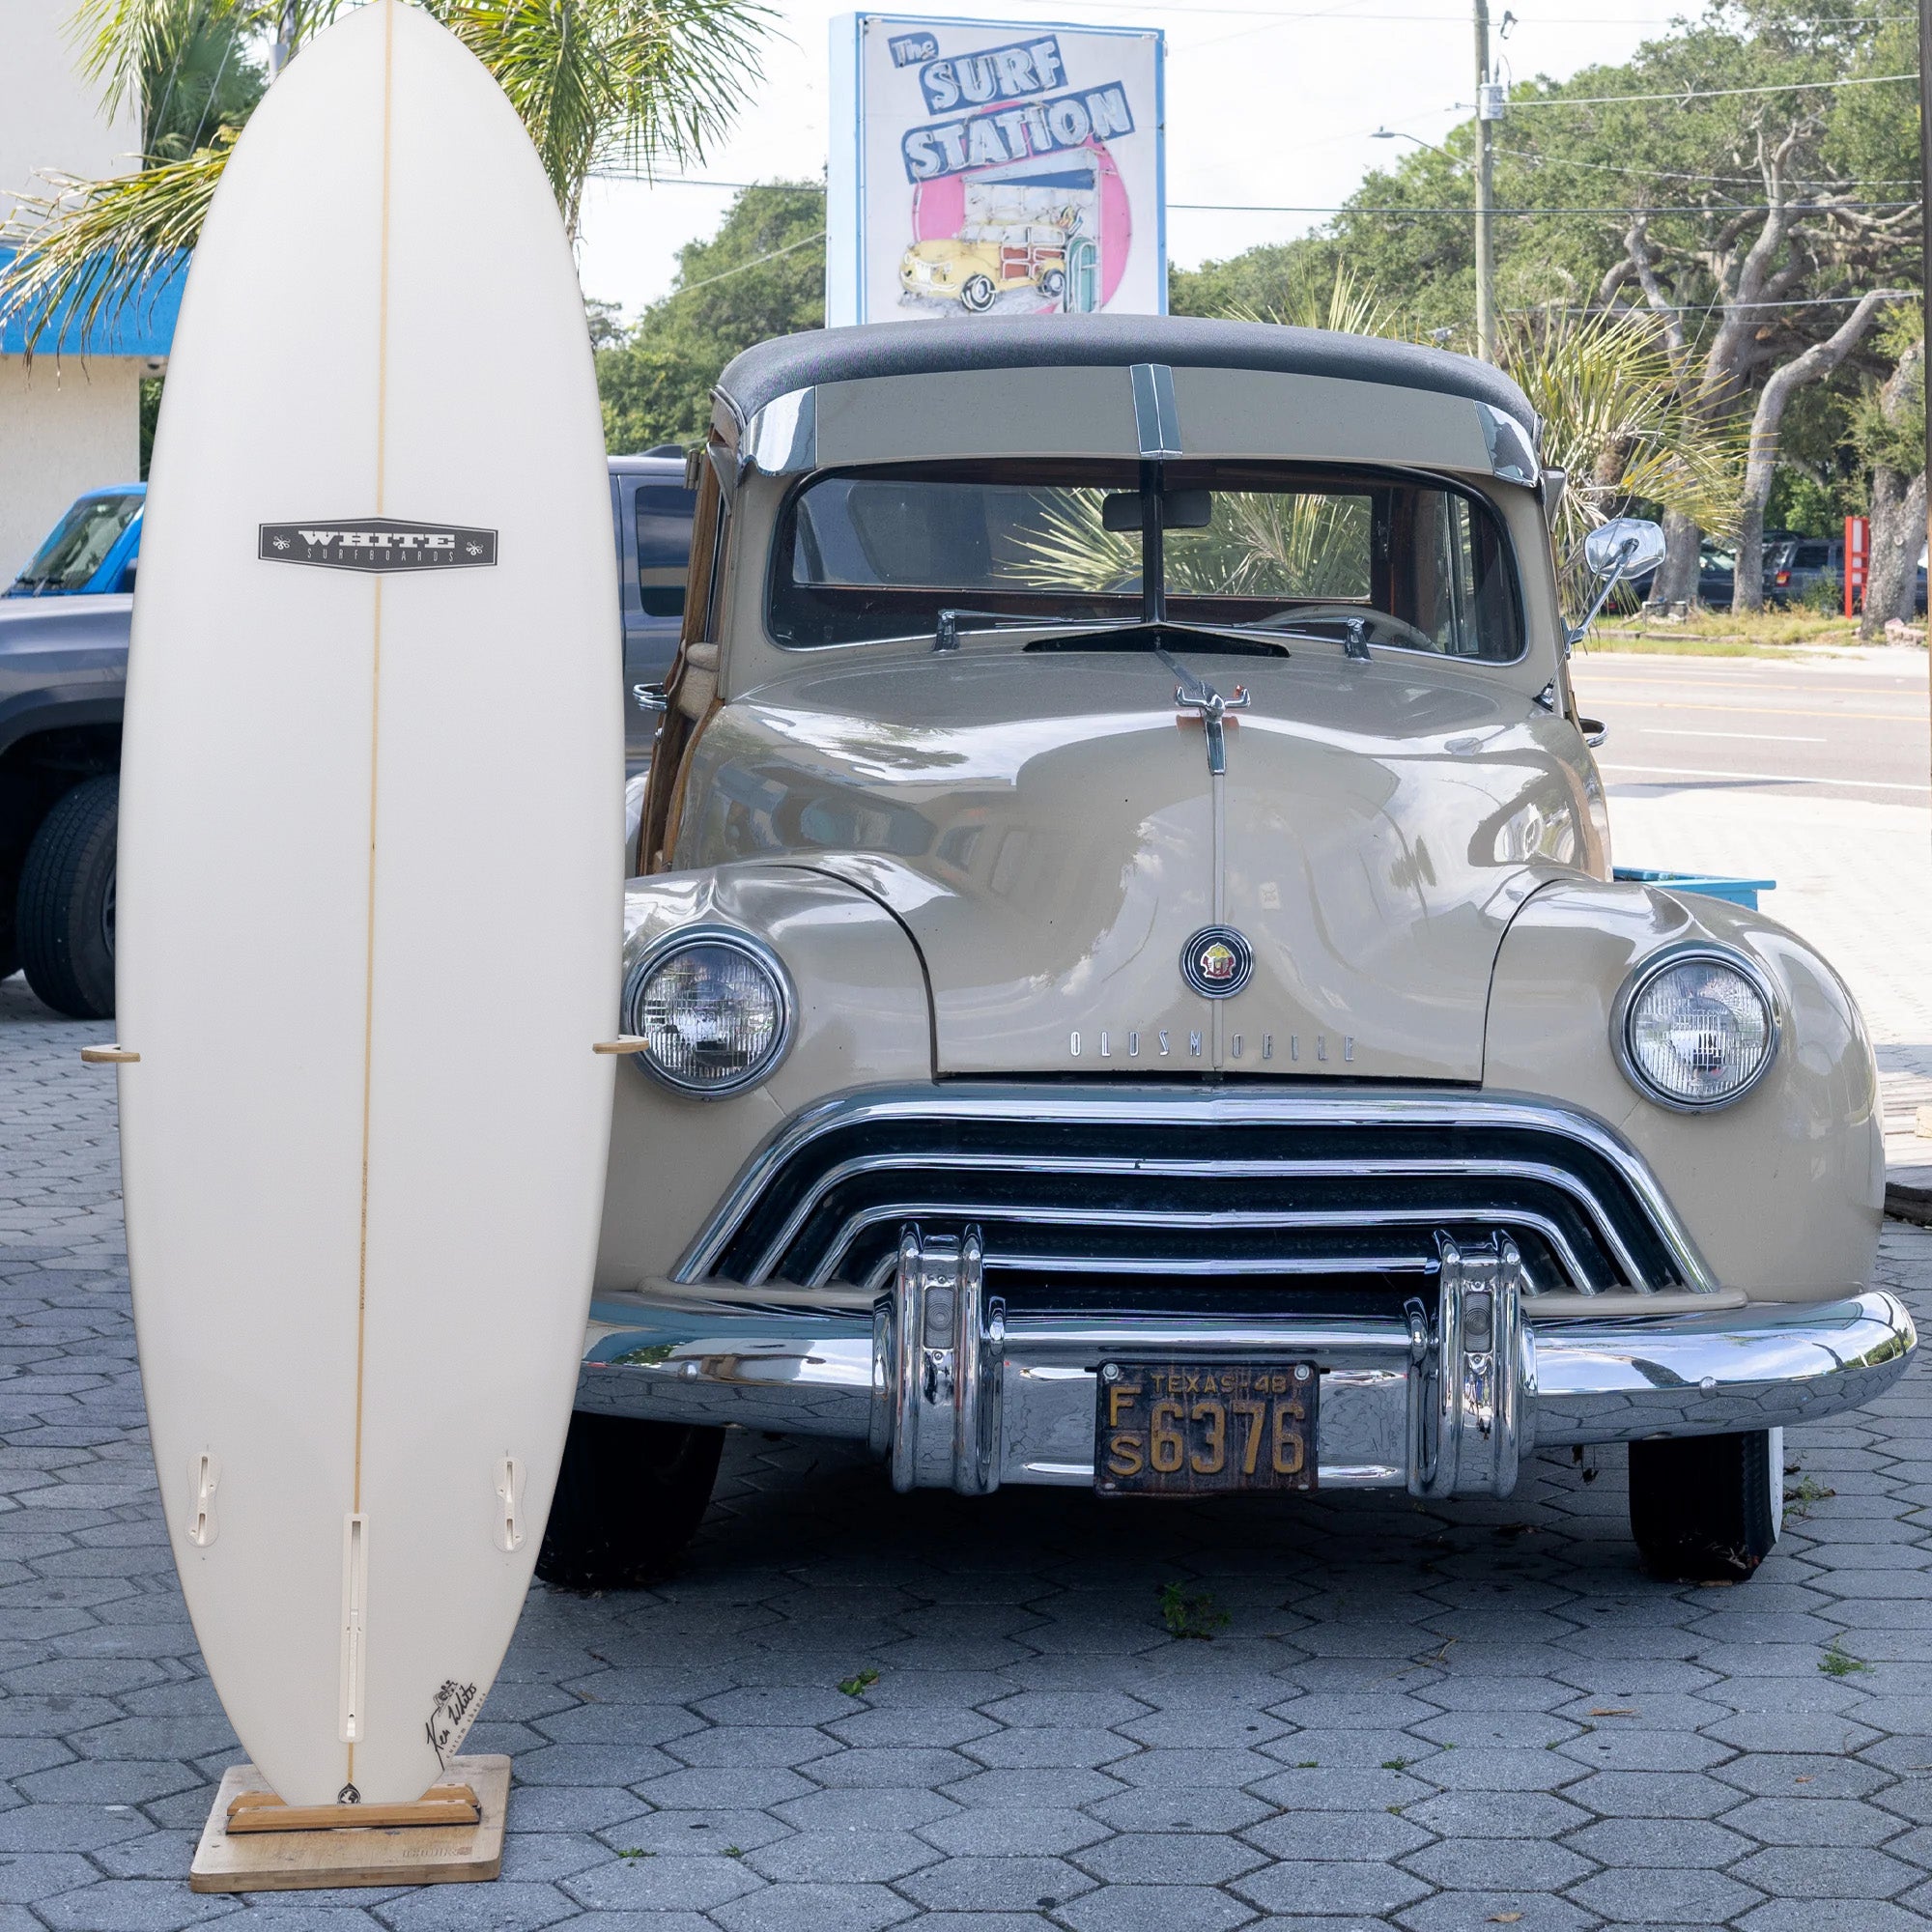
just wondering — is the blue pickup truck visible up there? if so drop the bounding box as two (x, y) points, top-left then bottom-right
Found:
(0, 452), (693, 1018)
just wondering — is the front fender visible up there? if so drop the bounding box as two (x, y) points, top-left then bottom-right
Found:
(597, 862), (932, 1288)
(1486, 880), (1882, 1300)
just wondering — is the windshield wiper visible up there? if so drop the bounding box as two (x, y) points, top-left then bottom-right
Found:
(934, 607), (1290, 658)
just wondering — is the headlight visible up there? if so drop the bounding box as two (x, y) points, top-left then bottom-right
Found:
(1612, 947), (1777, 1111)
(622, 929), (793, 1096)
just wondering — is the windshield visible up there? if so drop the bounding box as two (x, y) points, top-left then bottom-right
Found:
(770, 461), (1522, 660)
(11, 492), (141, 594)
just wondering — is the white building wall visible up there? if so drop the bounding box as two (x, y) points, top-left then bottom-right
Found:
(0, 359), (142, 580)
(0, 0), (145, 581)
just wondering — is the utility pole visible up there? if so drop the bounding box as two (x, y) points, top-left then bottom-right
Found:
(1473, 0), (1495, 361)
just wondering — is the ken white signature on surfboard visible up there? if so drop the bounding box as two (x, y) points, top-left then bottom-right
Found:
(425, 1679), (481, 1767)
(258, 518), (498, 573)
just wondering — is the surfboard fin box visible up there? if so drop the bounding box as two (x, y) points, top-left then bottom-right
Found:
(496, 1457), (526, 1551)
(185, 1453), (220, 1548)
(339, 1514), (368, 1744)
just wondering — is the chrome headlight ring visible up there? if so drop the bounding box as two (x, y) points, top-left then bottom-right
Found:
(621, 924), (797, 1098)
(1610, 942), (1781, 1114)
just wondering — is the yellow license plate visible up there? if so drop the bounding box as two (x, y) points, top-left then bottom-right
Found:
(1094, 1359), (1319, 1495)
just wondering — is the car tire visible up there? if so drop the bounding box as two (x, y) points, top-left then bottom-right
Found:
(960, 274), (996, 313)
(1040, 269), (1065, 298)
(535, 1410), (724, 1590)
(16, 775), (118, 1021)
(1629, 1428), (1781, 1582)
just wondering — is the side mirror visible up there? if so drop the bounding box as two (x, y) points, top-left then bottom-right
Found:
(1568, 518), (1665, 648)
(118, 555), (138, 593)
(1584, 518), (1666, 582)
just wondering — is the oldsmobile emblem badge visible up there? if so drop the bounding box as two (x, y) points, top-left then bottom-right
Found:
(1180, 924), (1254, 999)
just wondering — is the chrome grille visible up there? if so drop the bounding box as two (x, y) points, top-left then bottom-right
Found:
(674, 1087), (1717, 1300)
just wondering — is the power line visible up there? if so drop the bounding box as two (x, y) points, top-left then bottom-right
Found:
(1517, 292), (1920, 311)
(1173, 198), (1916, 213)
(1507, 71), (1918, 107)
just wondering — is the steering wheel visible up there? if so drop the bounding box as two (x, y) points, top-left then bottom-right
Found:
(1261, 604), (1443, 655)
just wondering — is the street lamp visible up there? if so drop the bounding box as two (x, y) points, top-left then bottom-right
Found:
(1371, 126), (1493, 361)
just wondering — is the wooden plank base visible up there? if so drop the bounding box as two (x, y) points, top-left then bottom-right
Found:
(189, 1756), (508, 1891)
(225, 1783), (481, 1833)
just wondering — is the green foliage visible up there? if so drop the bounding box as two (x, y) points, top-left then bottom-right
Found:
(3, 0), (774, 357)
(836, 1666), (879, 1696)
(427, 0), (775, 239)
(595, 182), (823, 452)
(1495, 307), (1746, 555)
(1157, 1581), (1230, 1641)
(1820, 1637), (1871, 1677)
(139, 374), (163, 477)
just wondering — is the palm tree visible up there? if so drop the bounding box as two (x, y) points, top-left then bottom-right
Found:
(1495, 306), (1743, 609)
(1, 0), (771, 358)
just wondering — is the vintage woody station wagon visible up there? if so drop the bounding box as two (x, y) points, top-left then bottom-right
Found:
(543, 316), (1915, 1588)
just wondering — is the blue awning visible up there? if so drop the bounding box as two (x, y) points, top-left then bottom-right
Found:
(0, 247), (185, 357)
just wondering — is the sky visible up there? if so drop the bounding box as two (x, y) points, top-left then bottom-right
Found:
(574, 0), (1690, 324)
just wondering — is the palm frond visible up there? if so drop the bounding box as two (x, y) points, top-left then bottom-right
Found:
(0, 141), (228, 357)
(1496, 306), (1746, 602)
(1227, 263), (1407, 341)
(428, 0), (775, 237)
(999, 490), (1371, 603)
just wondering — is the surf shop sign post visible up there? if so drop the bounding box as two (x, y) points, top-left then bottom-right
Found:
(827, 13), (1165, 326)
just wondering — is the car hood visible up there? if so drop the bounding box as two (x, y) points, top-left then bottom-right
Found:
(678, 646), (1598, 1081)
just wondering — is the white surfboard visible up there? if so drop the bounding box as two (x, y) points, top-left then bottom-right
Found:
(117, 1), (620, 1806)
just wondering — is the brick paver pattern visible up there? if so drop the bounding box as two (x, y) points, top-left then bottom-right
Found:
(4, 966), (1931, 1932)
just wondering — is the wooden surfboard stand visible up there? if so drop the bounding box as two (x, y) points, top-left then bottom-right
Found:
(189, 1755), (508, 1891)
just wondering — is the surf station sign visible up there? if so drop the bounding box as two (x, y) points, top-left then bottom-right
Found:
(827, 13), (1165, 327)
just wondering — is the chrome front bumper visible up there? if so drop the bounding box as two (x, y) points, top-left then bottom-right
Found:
(579, 1227), (1916, 1498)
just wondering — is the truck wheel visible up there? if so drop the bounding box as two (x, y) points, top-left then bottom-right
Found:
(16, 775), (118, 1021)
(535, 1410), (724, 1590)
(960, 275), (996, 313)
(1040, 269), (1065, 299)
(1630, 1429), (1780, 1582)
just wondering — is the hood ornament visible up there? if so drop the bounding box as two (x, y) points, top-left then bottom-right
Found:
(1180, 924), (1254, 999)
(1159, 648), (1249, 776)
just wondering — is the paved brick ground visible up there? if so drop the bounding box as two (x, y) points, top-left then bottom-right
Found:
(3, 961), (1931, 1931)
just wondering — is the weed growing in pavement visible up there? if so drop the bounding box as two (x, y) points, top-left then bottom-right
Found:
(617, 1848), (654, 1861)
(837, 1667), (880, 1696)
(1820, 1638), (1872, 1678)
(1157, 1581), (1230, 1640)
(1785, 1475), (1836, 1517)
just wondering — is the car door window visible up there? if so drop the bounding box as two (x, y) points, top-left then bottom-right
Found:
(636, 485), (695, 617)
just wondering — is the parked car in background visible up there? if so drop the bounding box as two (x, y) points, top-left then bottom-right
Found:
(555, 316), (1914, 1597)
(2, 462), (694, 1020)
(5, 485), (144, 597)
(1767, 535), (1840, 609)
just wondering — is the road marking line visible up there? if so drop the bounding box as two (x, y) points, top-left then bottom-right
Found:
(1641, 728), (1826, 743)
(1601, 760), (1932, 793)
(1585, 697), (1922, 724)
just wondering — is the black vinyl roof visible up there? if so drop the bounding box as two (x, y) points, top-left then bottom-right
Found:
(716, 315), (1537, 433)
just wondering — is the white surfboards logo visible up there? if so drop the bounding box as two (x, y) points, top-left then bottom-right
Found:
(259, 518), (497, 572)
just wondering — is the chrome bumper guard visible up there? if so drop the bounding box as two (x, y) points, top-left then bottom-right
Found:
(580, 1225), (1916, 1498)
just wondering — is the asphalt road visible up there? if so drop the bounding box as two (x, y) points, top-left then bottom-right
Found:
(1570, 649), (1932, 808)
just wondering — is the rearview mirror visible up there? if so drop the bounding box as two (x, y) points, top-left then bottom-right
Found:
(1100, 490), (1213, 532)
